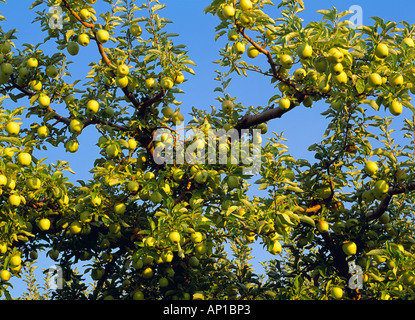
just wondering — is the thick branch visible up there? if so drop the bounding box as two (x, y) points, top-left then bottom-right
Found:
(366, 183), (415, 220)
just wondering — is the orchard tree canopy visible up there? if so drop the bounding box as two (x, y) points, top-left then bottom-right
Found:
(0, 0), (415, 300)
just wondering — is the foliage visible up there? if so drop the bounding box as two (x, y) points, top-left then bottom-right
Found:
(0, 0), (414, 300)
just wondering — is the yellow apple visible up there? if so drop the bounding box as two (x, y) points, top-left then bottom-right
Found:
(297, 43), (313, 59)
(389, 100), (403, 116)
(375, 43), (389, 59)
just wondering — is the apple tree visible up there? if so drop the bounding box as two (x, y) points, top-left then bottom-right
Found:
(1, 0), (415, 300)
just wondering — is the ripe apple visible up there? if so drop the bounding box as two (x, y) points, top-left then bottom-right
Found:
(161, 106), (174, 118)
(374, 180), (389, 195)
(38, 218), (51, 231)
(67, 42), (80, 56)
(328, 48), (344, 64)
(38, 94), (50, 107)
(368, 73), (382, 87)
(8, 194), (21, 206)
(235, 42), (246, 54)
(117, 64), (129, 77)
(87, 99), (99, 114)
(314, 56), (328, 73)
(389, 73), (404, 88)
(79, 8), (91, 20)
(174, 72), (185, 84)
(402, 37), (414, 47)
(334, 71), (348, 84)
(364, 161), (378, 176)
(342, 241), (357, 255)
(103, 106), (114, 118)
(222, 99), (234, 113)
(222, 5), (235, 18)
(29, 79), (42, 91)
(331, 62), (343, 75)
(268, 240), (282, 255)
(114, 202), (126, 214)
(265, 29), (277, 41)
(258, 123), (268, 134)
(159, 277), (169, 287)
(65, 140), (79, 153)
(389, 100), (403, 116)
(69, 119), (83, 134)
(279, 98), (291, 110)
(171, 111), (184, 124)
(145, 78), (157, 90)
(0, 174), (7, 186)
(70, 221), (82, 234)
(142, 267), (153, 279)
(1, 63), (12, 76)
(0, 41), (11, 54)
(0, 269), (11, 282)
(379, 213), (390, 224)
(190, 232), (203, 243)
(317, 220), (329, 233)
(91, 267), (104, 280)
(227, 175), (239, 189)
(96, 29), (110, 44)
(161, 250), (174, 263)
(80, 211), (92, 223)
(240, 0), (253, 10)
(130, 24), (142, 37)
(19, 67), (30, 79)
(150, 190), (162, 204)
(375, 43), (389, 59)
(77, 33), (90, 46)
(280, 54), (293, 69)
(297, 43), (312, 59)
(194, 170), (208, 184)
(160, 77), (174, 90)
(331, 287), (343, 299)
(194, 243), (207, 256)
(144, 172), (155, 181)
(127, 181), (139, 193)
(4, 147), (14, 158)
(27, 57), (38, 68)
(189, 256), (200, 267)
(127, 138), (137, 150)
(169, 231), (181, 244)
(115, 76), (129, 88)
(10, 255), (21, 267)
(227, 30), (238, 41)
(5, 122), (20, 136)
(0, 242), (6, 255)
(247, 46), (259, 58)
(294, 68), (306, 81)
(17, 152), (32, 166)
(27, 177), (41, 190)
(133, 290), (144, 300)
(46, 65), (59, 78)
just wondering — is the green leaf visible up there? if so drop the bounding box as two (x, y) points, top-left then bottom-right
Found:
(298, 215), (315, 227)
(356, 79), (366, 94)
(365, 249), (384, 256)
(0, 136), (22, 146)
(363, 99), (379, 111)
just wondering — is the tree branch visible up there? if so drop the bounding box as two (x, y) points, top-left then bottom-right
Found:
(61, 0), (95, 28)
(366, 183), (415, 220)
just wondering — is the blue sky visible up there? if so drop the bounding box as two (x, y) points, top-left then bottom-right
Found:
(1, 0), (415, 298)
